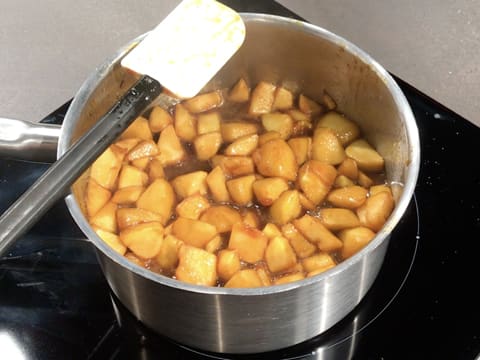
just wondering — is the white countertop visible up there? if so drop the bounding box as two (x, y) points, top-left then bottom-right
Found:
(1, 0), (479, 127)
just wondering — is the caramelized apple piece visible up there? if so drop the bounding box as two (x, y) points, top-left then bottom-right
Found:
(90, 144), (125, 190)
(117, 165), (148, 189)
(228, 78), (250, 103)
(217, 249), (241, 282)
(265, 236), (297, 273)
(149, 105), (173, 133)
(248, 81), (276, 116)
(302, 253), (336, 273)
(297, 160), (337, 205)
(221, 121), (258, 143)
(269, 190), (302, 225)
(176, 245), (217, 286)
(226, 175), (256, 206)
(200, 205), (242, 233)
(288, 137), (311, 166)
(156, 124), (186, 166)
(211, 155), (255, 177)
(111, 186), (144, 205)
(183, 91), (223, 113)
(224, 134), (258, 156)
(281, 223), (316, 259)
(262, 223), (282, 239)
(86, 179), (111, 217)
(156, 234), (182, 271)
(345, 139), (385, 172)
(175, 194), (210, 220)
(261, 112), (293, 139)
(119, 222), (164, 259)
(228, 223), (268, 263)
(225, 269), (263, 288)
(293, 214), (343, 252)
(338, 226), (376, 259)
(319, 208), (361, 231)
(337, 158), (359, 180)
(356, 191), (394, 231)
(258, 131), (282, 146)
(193, 132), (222, 160)
(127, 140), (158, 161)
(316, 112), (360, 146)
(252, 177), (289, 206)
(298, 94), (323, 115)
(252, 139), (298, 181)
(197, 111), (221, 134)
(312, 127), (346, 165)
(327, 185), (368, 209)
(93, 226), (126, 255)
(206, 166), (230, 202)
(89, 201), (118, 233)
(172, 217), (218, 248)
(136, 178), (175, 225)
(272, 86), (294, 110)
(174, 103), (196, 142)
(274, 272), (305, 285)
(120, 116), (153, 141)
(171, 171), (208, 199)
(148, 158), (165, 180)
(116, 207), (163, 231)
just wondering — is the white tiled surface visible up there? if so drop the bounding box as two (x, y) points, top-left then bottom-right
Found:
(1, 0), (479, 126)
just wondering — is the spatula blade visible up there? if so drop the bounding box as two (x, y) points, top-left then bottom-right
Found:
(121, 0), (245, 99)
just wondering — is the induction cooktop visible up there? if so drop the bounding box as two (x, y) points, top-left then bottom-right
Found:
(1, 1), (479, 359)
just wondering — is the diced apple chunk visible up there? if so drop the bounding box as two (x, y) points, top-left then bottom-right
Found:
(224, 134), (258, 156)
(89, 201), (118, 233)
(193, 131), (222, 160)
(338, 226), (376, 259)
(337, 158), (359, 180)
(312, 127), (346, 165)
(345, 139), (385, 172)
(174, 103), (196, 142)
(90, 144), (125, 190)
(127, 140), (158, 161)
(225, 269), (263, 288)
(136, 178), (176, 225)
(327, 185), (368, 209)
(156, 234), (182, 271)
(116, 207), (163, 231)
(206, 166), (230, 202)
(269, 190), (302, 225)
(288, 137), (311, 166)
(221, 121), (258, 143)
(281, 223), (316, 259)
(228, 78), (250, 103)
(252, 177), (289, 207)
(298, 94), (323, 115)
(119, 222), (164, 259)
(217, 249), (241, 282)
(356, 191), (394, 231)
(261, 112), (293, 139)
(200, 205), (242, 233)
(176, 245), (217, 286)
(183, 91), (223, 113)
(301, 253), (336, 273)
(120, 116), (153, 141)
(149, 105), (173, 133)
(316, 112), (360, 146)
(156, 124), (186, 166)
(262, 223), (282, 239)
(265, 236), (297, 273)
(319, 208), (361, 231)
(252, 139), (298, 181)
(117, 165), (149, 189)
(258, 131), (282, 146)
(297, 160), (337, 205)
(293, 214), (343, 252)
(172, 217), (218, 248)
(228, 223), (268, 263)
(171, 171), (208, 199)
(176, 194), (210, 220)
(272, 86), (294, 110)
(274, 272), (305, 285)
(226, 175), (256, 206)
(111, 186), (144, 205)
(93, 226), (126, 255)
(86, 179), (111, 217)
(248, 81), (276, 116)
(197, 111), (221, 134)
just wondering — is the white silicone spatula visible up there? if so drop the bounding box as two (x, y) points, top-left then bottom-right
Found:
(0, 0), (245, 255)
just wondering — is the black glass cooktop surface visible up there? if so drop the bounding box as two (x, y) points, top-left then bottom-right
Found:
(1, 1), (479, 359)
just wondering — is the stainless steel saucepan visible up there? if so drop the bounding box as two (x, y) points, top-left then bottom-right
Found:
(0, 14), (420, 353)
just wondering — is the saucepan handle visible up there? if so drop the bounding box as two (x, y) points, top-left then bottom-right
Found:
(0, 118), (61, 163)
